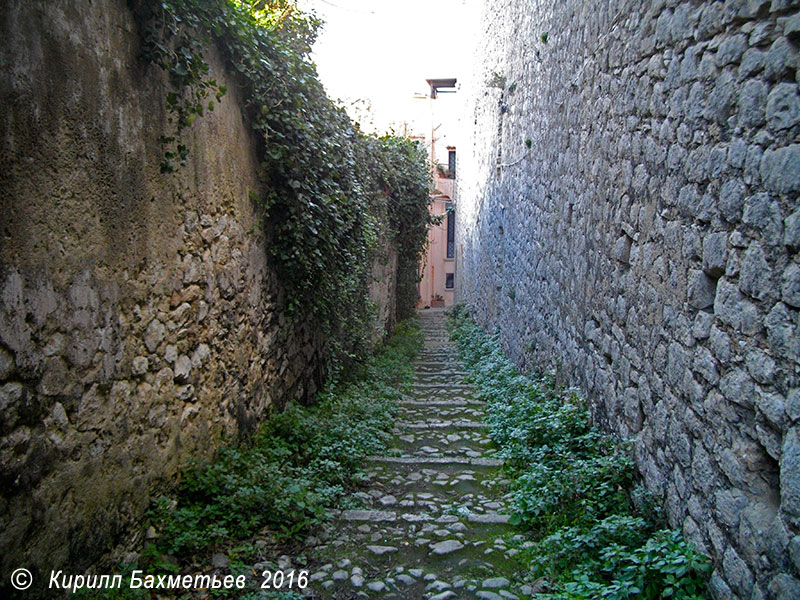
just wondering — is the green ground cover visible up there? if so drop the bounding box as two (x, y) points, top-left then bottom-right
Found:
(447, 304), (711, 600)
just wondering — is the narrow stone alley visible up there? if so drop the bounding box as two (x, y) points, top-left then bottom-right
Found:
(305, 310), (529, 599)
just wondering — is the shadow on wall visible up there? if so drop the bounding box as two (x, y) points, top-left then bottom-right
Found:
(456, 0), (800, 597)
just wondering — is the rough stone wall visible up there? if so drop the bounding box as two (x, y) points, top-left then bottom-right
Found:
(457, 0), (800, 597)
(369, 242), (399, 343)
(0, 0), (395, 583)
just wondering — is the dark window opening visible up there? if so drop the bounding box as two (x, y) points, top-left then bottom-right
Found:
(448, 149), (456, 179)
(446, 206), (455, 259)
(445, 273), (454, 289)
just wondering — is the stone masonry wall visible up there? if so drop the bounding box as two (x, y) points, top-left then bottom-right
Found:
(0, 0), (396, 584)
(457, 0), (800, 597)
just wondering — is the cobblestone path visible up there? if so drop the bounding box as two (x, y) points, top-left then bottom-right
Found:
(306, 310), (529, 599)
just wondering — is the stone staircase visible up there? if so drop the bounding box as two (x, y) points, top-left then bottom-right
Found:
(305, 309), (527, 599)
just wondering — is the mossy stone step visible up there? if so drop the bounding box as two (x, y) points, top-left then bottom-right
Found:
(307, 311), (523, 599)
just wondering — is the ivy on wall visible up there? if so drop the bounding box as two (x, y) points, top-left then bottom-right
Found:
(363, 135), (434, 321)
(131, 0), (434, 377)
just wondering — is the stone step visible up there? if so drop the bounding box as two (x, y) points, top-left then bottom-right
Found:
(404, 392), (477, 403)
(404, 397), (479, 407)
(366, 456), (503, 467)
(338, 509), (512, 526)
(397, 420), (486, 429)
(387, 449), (500, 462)
(410, 382), (474, 391)
(349, 486), (512, 514)
(332, 517), (515, 561)
(394, 435), (494, 451)
(326, 526), (517, 570)
(413, 371), (469, 378)
(400, 398), (483, 406)
(362, 462), (510, 492)
(414, 360), (462, 366)
(393, 429), (495, 450)
(398, 406), (487, 423)
(406, 388), (475, 396)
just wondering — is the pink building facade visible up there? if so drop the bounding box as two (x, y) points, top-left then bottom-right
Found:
(407, 77), (459, 309)
(418, 150), (457, 309)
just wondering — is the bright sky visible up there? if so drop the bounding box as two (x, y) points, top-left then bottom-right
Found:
(296, 0), (481, 134)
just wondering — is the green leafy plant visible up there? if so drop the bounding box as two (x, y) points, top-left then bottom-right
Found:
(487, 71), (506, 88)
(553, 531), (712, 600)
(447, 305), (710, 599)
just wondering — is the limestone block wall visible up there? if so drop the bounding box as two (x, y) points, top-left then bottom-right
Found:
(457, 0), (800, 597)
(0, 0), (395, 582)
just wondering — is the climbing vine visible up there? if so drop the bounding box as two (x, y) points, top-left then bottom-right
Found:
(131, 0), (434, 375)
(361, 135), (434, 320)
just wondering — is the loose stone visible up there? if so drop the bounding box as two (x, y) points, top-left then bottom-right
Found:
(427, 580), (452, 591)
(431, 540), (465, 554)
(483, 577), (511, 588)
(366, 545), (398, 555)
